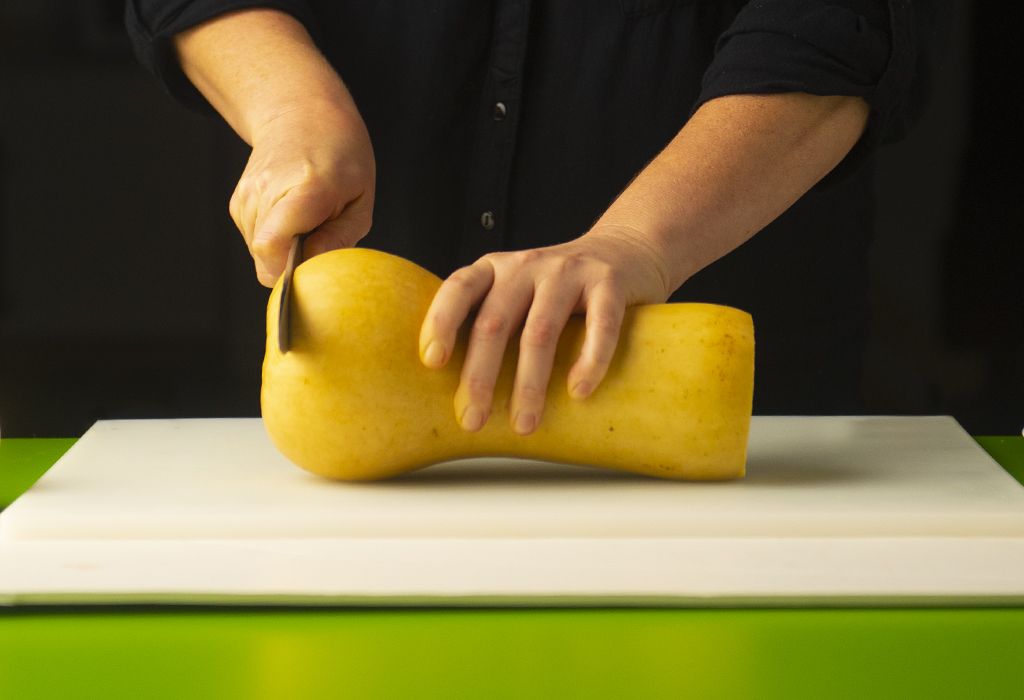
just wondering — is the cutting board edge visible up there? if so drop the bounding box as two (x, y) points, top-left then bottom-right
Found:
(3, 536), (1024, 607)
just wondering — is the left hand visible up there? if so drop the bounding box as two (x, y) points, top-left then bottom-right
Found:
(418, 226), (674, 435)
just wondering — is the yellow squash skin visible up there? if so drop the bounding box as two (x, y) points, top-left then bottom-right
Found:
(261, 248), (754, 481)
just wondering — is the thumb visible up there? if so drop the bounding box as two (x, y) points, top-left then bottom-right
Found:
(251, 187), (337, 287)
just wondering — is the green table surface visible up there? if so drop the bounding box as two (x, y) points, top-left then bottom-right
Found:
(2, 435), (1023, 700)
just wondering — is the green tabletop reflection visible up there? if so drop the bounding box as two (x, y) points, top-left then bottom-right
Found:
(1, 436), (1022, 699)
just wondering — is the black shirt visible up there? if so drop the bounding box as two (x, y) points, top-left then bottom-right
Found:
(126, 0), (926, 413)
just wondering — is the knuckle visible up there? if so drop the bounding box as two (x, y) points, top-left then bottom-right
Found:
(521, 317), (560, 349)
(479, 252), (504, 268)
(296, 159), (317, 184)
(251, 237), (276, 258)
(233, 176), (253, 200)
(557, 252), (586, 274)
(473, 314), (509, 340)
(464, 376), (495, 401)
(446, 268), (477, 291)
(515, 383), (547, 404)
(514, 248), (543, 265)
(296, 172), (331, 199)
(251, 170), (274, 198)
(228, 205), (243, 232)
(588, 312), (622, 336)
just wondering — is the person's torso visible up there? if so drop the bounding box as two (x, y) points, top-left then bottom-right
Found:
(309, 0), (875, 412)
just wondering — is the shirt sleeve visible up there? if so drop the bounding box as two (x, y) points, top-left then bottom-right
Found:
(124, 0), (320, 114)
(693, 0), (926, 183)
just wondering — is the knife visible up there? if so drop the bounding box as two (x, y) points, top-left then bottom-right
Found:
(277, 232), (310, 354)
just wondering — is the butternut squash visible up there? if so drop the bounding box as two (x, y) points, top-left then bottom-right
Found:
(261, 248), (754, 481)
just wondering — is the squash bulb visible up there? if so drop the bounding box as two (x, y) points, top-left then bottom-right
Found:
(261, 248), (754, 481)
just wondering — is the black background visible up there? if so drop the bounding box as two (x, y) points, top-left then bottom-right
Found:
(0, 0), (1019, 437)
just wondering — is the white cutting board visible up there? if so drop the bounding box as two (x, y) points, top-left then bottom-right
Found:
(2, 416), (1024, 605)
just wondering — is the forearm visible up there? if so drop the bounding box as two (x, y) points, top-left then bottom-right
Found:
(593, 93), (870, 293)
(173, 8), (355, 144)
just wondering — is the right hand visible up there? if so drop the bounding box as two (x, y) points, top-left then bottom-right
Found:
(229, 100), (376, 287)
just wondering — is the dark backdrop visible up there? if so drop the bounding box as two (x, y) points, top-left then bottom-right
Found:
(0, 1), (1019, 437)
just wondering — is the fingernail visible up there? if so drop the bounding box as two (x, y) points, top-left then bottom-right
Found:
(461, 405), (485, 432)
(422, 339), (445, 367)
(570, 381), (591, 400)
(514, 411), (536, 435)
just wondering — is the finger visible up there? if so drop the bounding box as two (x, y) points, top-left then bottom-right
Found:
(455, 277), (534, 432)
(229, 180), (258, 249)
(418, 260), (495, 369)
(228, 187), (245, 239)
(251, 186), (338, 287)
(510, 278), (581, 435)
(567, 281), (626, 400)
(303, 192), (373, 259)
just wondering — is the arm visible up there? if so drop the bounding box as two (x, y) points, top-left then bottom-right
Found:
(173, 9), (375, 286)
(419, 92), (868, 435)
(592, 92), (870, 293)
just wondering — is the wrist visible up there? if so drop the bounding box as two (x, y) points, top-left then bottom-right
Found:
(588, 215), (696, 296)
(583, 223), (678, 301)
(249, 92), (360, 146)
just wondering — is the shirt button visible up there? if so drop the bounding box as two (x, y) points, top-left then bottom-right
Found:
(480, 211), (496, 230)
(492, 102), (507, 121)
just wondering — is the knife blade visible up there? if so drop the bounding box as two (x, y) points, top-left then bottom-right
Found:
(277, 233), (309, 354)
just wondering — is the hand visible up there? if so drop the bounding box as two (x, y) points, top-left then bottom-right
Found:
(229, 101), (376, 286)
(418, 226), (674, 435)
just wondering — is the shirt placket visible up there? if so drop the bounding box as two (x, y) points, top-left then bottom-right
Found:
(458, 0), (532, 268)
